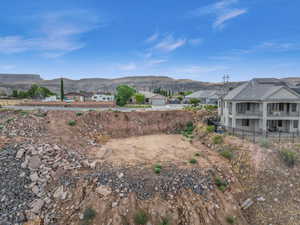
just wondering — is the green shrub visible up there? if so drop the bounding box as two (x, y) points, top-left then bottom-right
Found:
(34, 112), (47, 117)
(182, 121), (195, 138)
(220, 149), (234, 160)
(68, 120), (76, 126)
(81, 207), (96, 225)
(76, 112), (83, 116)
(204, 105), (218, 111)
(206, 125), (215, 133)
(6, 118), (14, 123)
(194, 152), (202, 157)
(134, 210), (148, 225)
(0, 124), (4, 129)
(280, 149), (297, 167)
(158, 217), (170, 225)
(259, 138), (270, 148)
(189, 158), (198, 164)
(153, 164), (162, 174)
(212, 135), (223, 145)
(19, 111), (29, 116)
(226, 216), (235, 224)
(215, 177), (228, 192)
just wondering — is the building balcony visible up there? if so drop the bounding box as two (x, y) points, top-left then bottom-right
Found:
(236, 111), (263, 117)
(267, 111), (300, 117)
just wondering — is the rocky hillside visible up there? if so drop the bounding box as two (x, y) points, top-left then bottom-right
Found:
(0, 74), (235, 95)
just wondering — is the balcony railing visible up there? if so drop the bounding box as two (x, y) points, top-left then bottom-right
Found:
(236, 111), (262, 117)
(267, 111), (300, 117)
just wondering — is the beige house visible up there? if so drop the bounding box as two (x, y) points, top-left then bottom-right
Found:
(139, 91), (167, 105)
(219, 78), (300, 133)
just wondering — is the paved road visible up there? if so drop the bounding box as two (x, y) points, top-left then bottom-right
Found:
(3, 104), (186, 112)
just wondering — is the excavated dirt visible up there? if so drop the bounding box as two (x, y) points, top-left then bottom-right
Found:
(1, 109), (300, 225)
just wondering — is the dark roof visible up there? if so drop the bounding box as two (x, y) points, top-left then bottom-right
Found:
(224, 78), (300, 101)
(65, 92), (85, 96)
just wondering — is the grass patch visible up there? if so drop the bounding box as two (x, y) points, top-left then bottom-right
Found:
(134, 210), (148, 225)
(76, 112), (83, 116)
(215, 177), (228, 192)
(124, 104), (152, 108)
(279, 149), (297, 167)
(206, 125), (215, 133)
(212, 135), (223, 145)
(189, 158), (198, 164)
(226, 216), (235, 224)
(80, 207), (96, 225)
(68, 120), (76, 126)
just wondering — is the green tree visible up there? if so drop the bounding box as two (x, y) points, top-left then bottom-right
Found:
(60, 78), (64, 101)
(189, 98), (201, 107)
(12, 90), (18, 98)
(27, 84), (39, 98)
(115, 85), (136, 106)
(135, 93), (145, 104)
(18, 91), (29, 99)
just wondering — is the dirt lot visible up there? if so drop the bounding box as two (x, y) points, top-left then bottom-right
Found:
(1, 109), (300, 225)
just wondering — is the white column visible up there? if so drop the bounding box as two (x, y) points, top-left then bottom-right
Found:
(262, 102), (267, 132)
(224, 101), (229, 126)
(232, 102), (237, 128)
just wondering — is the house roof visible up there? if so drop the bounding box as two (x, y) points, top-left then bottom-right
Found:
(224, 78), (300, 101)
(139, 91), (157, 98)
(186, 90), (218, 99)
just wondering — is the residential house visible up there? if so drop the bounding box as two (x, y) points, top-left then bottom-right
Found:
(185, 90), (219, 105)
(43, 95), (57, 102)
(64, 92), (85, 102)
(139, 91), (166, 105)
(219, 78), (300, 133)
(91, 93), (114, 102)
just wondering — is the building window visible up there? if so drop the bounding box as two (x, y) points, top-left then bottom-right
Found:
(294, 120), (298, 129)
(242, 119), (250, 127)
(279, 103), (284, 111)
(292, 103), (297, 112)
(278, 120), (283, 127)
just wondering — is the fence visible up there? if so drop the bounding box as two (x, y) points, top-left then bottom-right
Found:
(207, 119), (300, 144)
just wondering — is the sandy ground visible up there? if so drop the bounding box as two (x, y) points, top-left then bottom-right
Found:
(88, 134), (213, 167)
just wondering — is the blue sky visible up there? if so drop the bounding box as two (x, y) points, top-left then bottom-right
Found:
(0, 0), (299, 82)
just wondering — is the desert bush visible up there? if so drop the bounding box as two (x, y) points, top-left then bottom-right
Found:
(81, 207), (96, 225)
(34, 112), (47, 117)
(212, 135), (223, 145)
(68, 120), (76, 126)
(206, 125), (215, 133)
(134, 210), (148, 225)
(19, 110), (29, 116)
(259, 138), (270, 148)
(194, 152), (202, 157)
(153, 164), (162, 174)
(226, 216), (235, 224)
(215, 177), (228, 192)
(219, 149), (234, 160)
(181, 121), (195, 138)
(6, 118), (14, 123)
(189, 158), (197, 164)
(279, 149), (297, 167)
(204, 105), (218, 111)
(76, 112), (83, 116)
(0, 124), (4, 129)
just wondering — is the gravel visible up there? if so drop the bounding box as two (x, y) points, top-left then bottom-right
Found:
(0, 145), (35, 225)
(81, 164), (215, 200)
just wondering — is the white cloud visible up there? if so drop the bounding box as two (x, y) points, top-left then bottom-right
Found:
(0, 10), (103, 57)
(119, 62), (137, 71)
(145, 32), (159, 43)
(236, 41), (300, 54)
(153, 35), (186, 53)
(146, 59), (168, 66)
(188, 38), (203, 46)
(189, 0), (247, 29)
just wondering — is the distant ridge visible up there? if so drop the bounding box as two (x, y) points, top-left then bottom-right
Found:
(0, 73), (249, 95)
